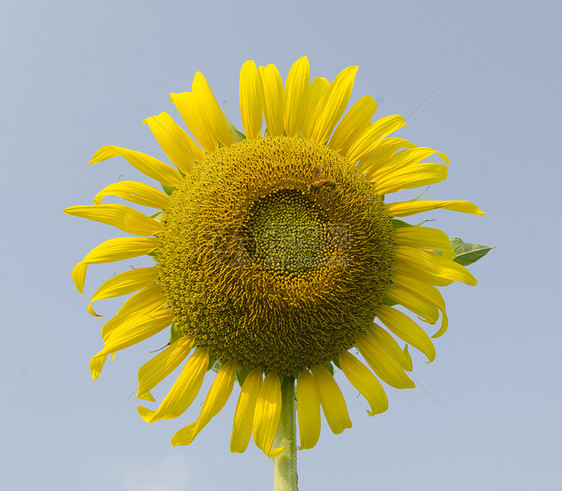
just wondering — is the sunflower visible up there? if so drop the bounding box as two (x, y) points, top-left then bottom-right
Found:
(65, 57), (483, 458)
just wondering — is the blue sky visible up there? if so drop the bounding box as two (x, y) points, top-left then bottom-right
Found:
(1, 1), (561, 489)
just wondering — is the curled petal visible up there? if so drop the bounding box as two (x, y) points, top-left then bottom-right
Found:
(87, 266), (158, 316)
(172, 362), (237, 446)
(137, 336), (194, 401)
(90, 307), (174, 380)
(339, 351), (388, 416)
(377, 305), (436, 363)
(71, 237), (157, 293)
(89, 145), (182, 186)
(93, 180), (170, 209)
(137, 348), (209, 423)
(63, 204), (162, 237)
(357, 333), (415, 389)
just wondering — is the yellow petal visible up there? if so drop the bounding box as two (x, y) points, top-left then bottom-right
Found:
(93, 180), (171, 209)
(377, 305), (436, 363)
(137, 347), (209, 423)
(357, 333), (415, 389)
(329, 95), (378, 155)
(89, 145), (182, 186)
(386, 199), (485, 217)
(71, 237), (157, 293)
(346, 115), (406, 163)
(253, 371), (283, 458)
(86, 266), (158, 316)
(100, 283), (166, 339)
(231, 369), (262, 453)
(312, 66), (358, 144)
(311, 365), (352, 434)
(171, 362), (237, 446)
(137, 336), (194, 401)
(171, 91), (218, 153)
(90, 307), (173, 380)
(296, 369), (321, 449)
(239, 60), (264, 140)
(366, 323), (413, 371)
(191, 72), (234, 147)
(89, 353), (109, 381)
(361, 137), (417, 176)
(301, 77), (330, 139)
(143, 112), (204, 173)
(394, 245), (478, 286)
(391, 272), (449, 338)
(339, 351), (388, 416)
(259, 64), (284, 136)
(385, 284), (440, 324)
(282, 56), (310, 137)
(394, 226), (456, 258)
(369, 146), (449, 179)
(372, 163), (448, 195)
(63, 204), (162, 237)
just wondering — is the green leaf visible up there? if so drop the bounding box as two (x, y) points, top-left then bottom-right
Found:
(450, 237), (494, 266)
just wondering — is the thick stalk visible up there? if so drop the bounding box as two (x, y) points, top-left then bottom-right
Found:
(273, 376), (298, 491)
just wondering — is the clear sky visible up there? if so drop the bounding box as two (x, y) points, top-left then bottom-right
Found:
(1, 0), (560, 490)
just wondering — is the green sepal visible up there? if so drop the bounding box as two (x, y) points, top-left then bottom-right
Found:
(324, 362), (334, 375)
(236, 366), (249, 387)
(391, 219), (413, 229)
(383, 296), (398, 307)
(450, 237), (494, 266)
(208, 356), (222, 373)
(223, 109), (246, 142)
(332, 357), (342, 371)
(150, 210), (164, 222)
(167, 323), (182, 345)
(162, 184), (177, 196)
(264, 127), (270, 137)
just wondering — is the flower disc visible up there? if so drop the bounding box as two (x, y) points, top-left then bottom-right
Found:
(156, 136), (395, 376)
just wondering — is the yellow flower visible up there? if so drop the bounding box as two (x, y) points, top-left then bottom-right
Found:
(65, 57), (484, 458)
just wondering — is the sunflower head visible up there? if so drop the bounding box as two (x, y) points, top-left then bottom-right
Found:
(157, 135), (395, 376)
(64, 56), (486, 458)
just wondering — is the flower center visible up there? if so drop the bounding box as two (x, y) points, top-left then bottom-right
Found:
(156, 136), (395, 376)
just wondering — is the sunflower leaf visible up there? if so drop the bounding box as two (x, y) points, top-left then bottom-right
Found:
(450, 238), (494, 266)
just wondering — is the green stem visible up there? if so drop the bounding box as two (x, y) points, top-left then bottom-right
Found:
(273, 376), (298, 491)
